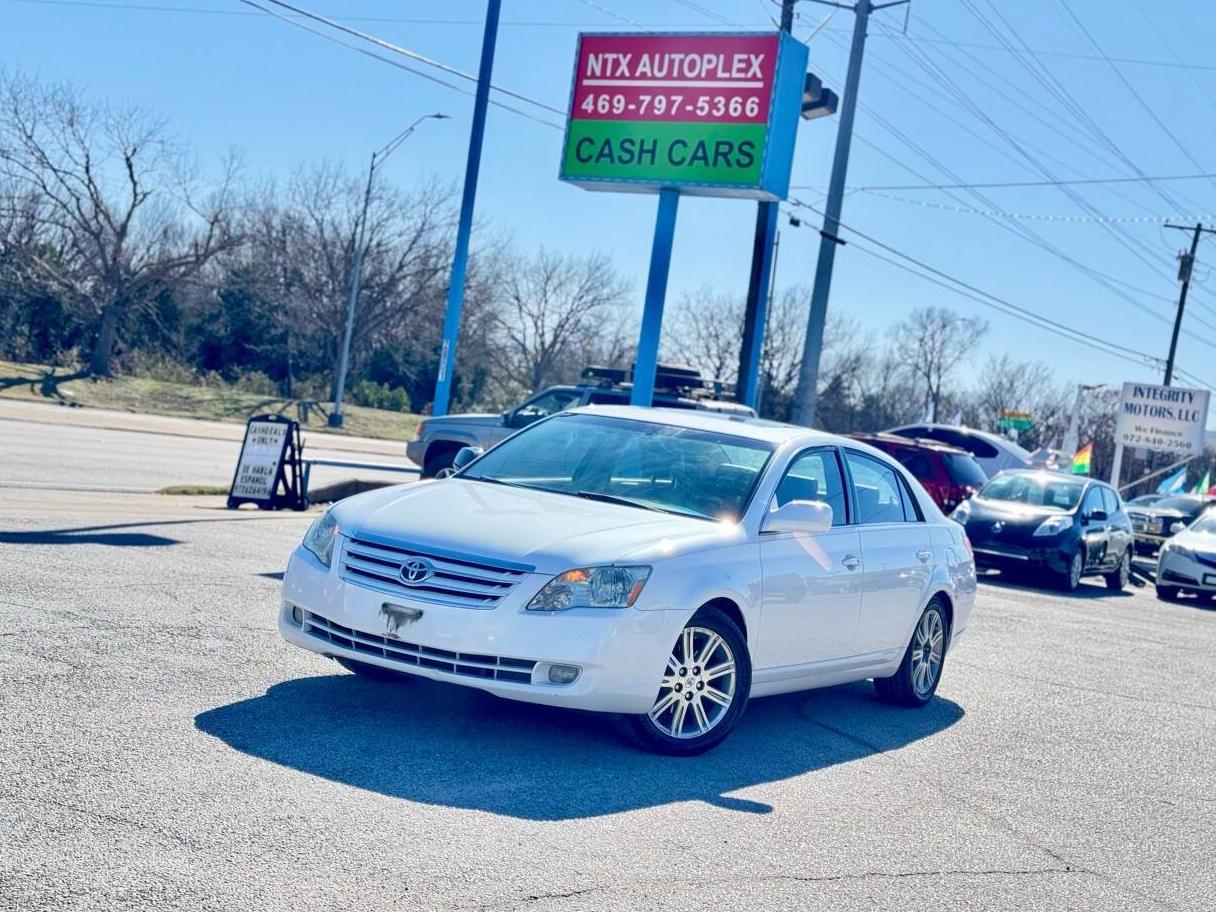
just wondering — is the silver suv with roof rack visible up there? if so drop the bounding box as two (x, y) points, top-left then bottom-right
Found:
(407, 365), (756, 477)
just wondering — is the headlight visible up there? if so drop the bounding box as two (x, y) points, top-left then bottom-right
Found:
(302, 510), (339, 567)
(527, 565), (651, 612)
(1168, 543), (1194, 559)
(950, 501), (971, 524)
(1033, 515), (1074, 537)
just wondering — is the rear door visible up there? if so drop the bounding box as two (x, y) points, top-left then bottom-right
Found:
(843, 449), (933, 655)
(756, 447), (863, 669)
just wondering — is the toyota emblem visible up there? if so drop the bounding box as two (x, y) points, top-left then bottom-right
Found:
(400, 557), (434, 585)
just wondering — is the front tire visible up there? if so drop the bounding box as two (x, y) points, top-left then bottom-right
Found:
(1156, 585), (1180, 602)
(874, 599), (948, 708)
(1105, 549), (1130, 591)
(1059, 550), (1083, 592)
(626, 607), (751, 755)
(423, 447), (458, 479)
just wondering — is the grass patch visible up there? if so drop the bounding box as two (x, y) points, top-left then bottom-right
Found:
(158, 484), (231, 496)
(0, 359), (422, 441)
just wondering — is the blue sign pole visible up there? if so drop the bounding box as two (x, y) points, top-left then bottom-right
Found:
(738, 200), (779, 408)
(630, 188), (680, 407)
(431, 0), (501, 417)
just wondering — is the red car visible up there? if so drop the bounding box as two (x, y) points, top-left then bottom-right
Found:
(851, 433), (988, 513)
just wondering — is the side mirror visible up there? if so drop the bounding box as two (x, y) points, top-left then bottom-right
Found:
(451, 446), (484, 472)
(1169, 521), (1186, 535)
(761, 499), (833, 535)
(1087, 509), (1108, 523)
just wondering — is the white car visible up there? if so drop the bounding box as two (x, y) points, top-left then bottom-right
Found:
(280, 407), (977, 754)
(1156, 510), (1216, 602)
(886, 423), (1031, 478)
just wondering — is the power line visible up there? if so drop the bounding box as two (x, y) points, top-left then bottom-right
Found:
(244, 0), (566, 117)
(796, 173), (1216, 193)
(233, 0), (565, 130)
(784, 197), (1215, 388)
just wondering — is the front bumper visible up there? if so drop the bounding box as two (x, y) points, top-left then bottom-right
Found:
(1157, 550), (1216, 593)
(971, 542), (1071, 576)
(279, 546), (683, 714)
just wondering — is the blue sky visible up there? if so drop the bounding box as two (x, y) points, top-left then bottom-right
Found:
(4, 0), (1216, 424)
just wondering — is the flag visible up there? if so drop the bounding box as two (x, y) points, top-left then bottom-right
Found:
(1193, 471), (1211, 495)
(1070, 443), (1092, 475)
(1158, 467), (1188, 495)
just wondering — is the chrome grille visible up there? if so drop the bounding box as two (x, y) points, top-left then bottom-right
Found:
(341, 536), (531, 608)
(302, 610), (536, 684)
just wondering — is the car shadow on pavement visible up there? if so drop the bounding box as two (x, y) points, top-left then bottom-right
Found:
(195, 673), (963, 820)
(0, 528), (180, 547)
(978, 574), (1136, 599)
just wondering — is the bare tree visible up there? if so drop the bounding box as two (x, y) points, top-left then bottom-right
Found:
(664, 287), (742, 385)
(891, 306), (988, 419)
(487, 247), (630, 394)
(0, 69), (239, 376)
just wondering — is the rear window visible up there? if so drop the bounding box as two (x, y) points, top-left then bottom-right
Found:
(893, 448), (933, 479)
(942, 452), (987, 487)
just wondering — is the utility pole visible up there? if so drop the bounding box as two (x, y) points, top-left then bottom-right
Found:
(1162, 221), (1216, 386)
(1061, 383), (1103, 456)
(431, 0), (502, 417)
(329, 113), (448, 428)
(789, 0), (907, 428)
(736, 0), (795, 409)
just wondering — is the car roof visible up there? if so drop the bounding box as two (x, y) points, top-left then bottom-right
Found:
(565, 405), (835, 446)
(889, 423), (1034, 459)
(850, 432), (970, 455)
(995, 468), (1095, 484)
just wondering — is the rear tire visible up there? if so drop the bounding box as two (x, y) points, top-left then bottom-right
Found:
(874, 598), (948, 708)
(335, 656), (414, 682)
(626, 607), (751, 756)
(1105, 549), (1130, 591)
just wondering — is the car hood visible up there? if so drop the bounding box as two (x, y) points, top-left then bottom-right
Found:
(423, 413), (502, 428)
(1127, 506), (1189, 522)
(966, 497), (1063, 527)
(329, 479), (746, 574)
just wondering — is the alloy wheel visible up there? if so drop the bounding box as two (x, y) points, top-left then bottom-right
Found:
(648, 626), (737, 739)
(435, 466), (456, 479)
(910, 608), (944, 698)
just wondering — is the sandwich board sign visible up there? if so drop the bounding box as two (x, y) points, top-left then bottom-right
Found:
(559, 32), (809, 200)
(227, 414), (306, 510)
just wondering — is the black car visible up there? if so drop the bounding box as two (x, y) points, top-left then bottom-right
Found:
(1126, 494), (1216, 555)
(951, 470), (1133, 592)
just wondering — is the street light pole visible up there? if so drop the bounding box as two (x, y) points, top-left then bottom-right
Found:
(329, 113), (448, 428)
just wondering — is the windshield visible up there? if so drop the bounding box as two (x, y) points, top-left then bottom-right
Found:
(1190, 513), (1216, 534)
(461, 413), (774, 521)
(979, 473), (1084, 511)
(1154, 495), (1206, 512)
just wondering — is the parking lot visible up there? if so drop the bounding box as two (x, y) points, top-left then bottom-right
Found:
(2, 417), (1214, 912)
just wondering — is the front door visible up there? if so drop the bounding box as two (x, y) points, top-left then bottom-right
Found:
(1080, 485), (1112, 570)
(757, 447), (863, 670)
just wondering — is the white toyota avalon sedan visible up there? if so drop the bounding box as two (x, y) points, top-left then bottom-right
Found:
(280, 407), (977, 754)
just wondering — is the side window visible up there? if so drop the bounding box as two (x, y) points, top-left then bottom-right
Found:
(845, 451), (910, 524)
(1081, 486), (1105, 517)
(774, 449), (848, 527)
(514, 389), (580, 425)
(894, 447), (933, 480)
(585, 389), (628, 406)
(1101, 486), (1121, 516)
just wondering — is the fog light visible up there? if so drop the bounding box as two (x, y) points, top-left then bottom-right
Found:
(290, 605), (304, 626)
(548, 664), (581, 685)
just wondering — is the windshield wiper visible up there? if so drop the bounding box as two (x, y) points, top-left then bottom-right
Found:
(575, 490), (709, 520)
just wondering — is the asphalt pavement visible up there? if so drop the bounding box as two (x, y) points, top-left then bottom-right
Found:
(1, 425), (1214, 911)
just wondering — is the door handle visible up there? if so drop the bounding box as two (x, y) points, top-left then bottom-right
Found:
(842, 555), (861, 571)
(916, 548), (932, 563)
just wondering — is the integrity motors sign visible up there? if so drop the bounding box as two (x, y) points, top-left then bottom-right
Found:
(1115, 382), (1211, 455)
(559, 32), (808, 199)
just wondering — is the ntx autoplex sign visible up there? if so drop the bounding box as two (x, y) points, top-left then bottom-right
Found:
(559, 32), (809, 200)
